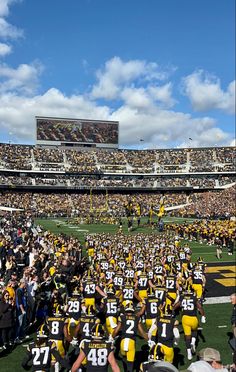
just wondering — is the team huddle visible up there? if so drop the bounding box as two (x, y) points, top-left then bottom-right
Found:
(21, 231), (207, 371)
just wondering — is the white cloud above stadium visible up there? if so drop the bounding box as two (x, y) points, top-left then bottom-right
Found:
(0, 0), (235, 148)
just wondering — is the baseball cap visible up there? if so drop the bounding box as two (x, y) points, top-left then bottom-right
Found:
(198, 347), (221, 362)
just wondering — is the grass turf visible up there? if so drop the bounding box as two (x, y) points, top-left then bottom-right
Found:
(36, 216), (233, 262)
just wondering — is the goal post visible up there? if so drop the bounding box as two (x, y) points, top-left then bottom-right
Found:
(90, 188), (109, 213)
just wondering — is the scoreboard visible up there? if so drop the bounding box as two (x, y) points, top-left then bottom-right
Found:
(36, 116), (119, 148)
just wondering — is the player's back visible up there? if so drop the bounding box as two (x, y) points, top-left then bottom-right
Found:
(82, 339), (114, 372)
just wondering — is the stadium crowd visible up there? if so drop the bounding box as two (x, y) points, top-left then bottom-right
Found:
(0, 187), (235, 219)
(0, 211), (235, 372)
(0, 144), (235, 173)
(0, 173), (235, 189)
(0, 142), (235, 371)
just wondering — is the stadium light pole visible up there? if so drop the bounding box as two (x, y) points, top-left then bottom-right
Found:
(188, 137), (193, 148)
(8, 131), (13, 145)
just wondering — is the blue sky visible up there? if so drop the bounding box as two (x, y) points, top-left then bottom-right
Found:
(0, 0), (235, 148)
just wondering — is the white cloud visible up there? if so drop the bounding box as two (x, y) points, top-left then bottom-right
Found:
(0, 41), (11, 56)
(121, 87), (153, 109)
(148, 83), (176, 108)
(0, 0), (23, 61)
(0, 88), (111, 141)
(178, 127), (230, 148)
(91, 56), (173, 100)
(0, 2), (234, 150)
(0, 61), (43, 94)
(0, 61), (234, 148)
(111, 104), (232, 148)
(0, 0), (14, 17)
(0, 16), (23, 39)
(182, 70), (235, 114)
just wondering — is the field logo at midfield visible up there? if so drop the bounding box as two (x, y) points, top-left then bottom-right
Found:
(207, 265), (236, 287)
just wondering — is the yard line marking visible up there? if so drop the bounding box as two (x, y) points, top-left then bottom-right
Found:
(205, 296), (231, 304)
(218, 325), (227, 328)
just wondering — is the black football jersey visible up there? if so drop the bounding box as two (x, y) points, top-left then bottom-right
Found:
(192, 270), (204, 284)
(67, 296), (81, 320)
(153, 286), (167, 306)
(145, 298), (160, 319)
(154, 264), (165, 275)
(25, 340), (54, 371)
(165, 275), (177, 292)
(124, 267), (135, 279)
(47, 316), (66, 340)
(113, 275), (124, 290)
(81, 339), (114, 371)
(156, 315), (175, 347)
(122, 285), (135, 301)
(179, 293), (198, 316)
(105, 270), (115, 280)
(80, 315), (98, 339)
(179, 251), (187, 263)
(83, 280), (96, 298)
(119, 313), (139, 340)
(102, 297), (119, 317)
(137, 275), (148, 290)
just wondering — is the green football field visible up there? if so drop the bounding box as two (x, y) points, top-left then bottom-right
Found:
(0, 216), (235, 371)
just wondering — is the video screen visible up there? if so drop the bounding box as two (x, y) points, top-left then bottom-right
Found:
(36, 118), (119, 144)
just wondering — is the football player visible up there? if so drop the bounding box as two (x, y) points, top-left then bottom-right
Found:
(81, 272), (106, 307)
(191, 263), (206, 301)
(148, 310), (180, 363)
(21, 331), (69, 371)
(101, 284), (120, 335)
(173, 284), (206, 360)
(112, 302), (148, 372)
(71, 324), (120, 372)
(65, 288), (82, 339)
(45, 306), (70, 372)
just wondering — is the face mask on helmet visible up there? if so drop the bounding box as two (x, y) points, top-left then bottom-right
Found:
(124, 302), (134, 312)
(149, 344), (164, 361)
(91, 324), (105, 339)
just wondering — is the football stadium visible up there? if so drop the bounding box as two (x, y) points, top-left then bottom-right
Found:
(0, 115), (235, 372)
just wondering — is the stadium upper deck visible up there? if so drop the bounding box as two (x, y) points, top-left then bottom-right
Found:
(0, 143), (235, 191)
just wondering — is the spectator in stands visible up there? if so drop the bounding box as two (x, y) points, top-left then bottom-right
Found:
(0, 290), (15, 349)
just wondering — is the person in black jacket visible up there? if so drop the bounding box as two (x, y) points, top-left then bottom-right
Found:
(0, 290), (15, 349)
(230, 294), (236, 332)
